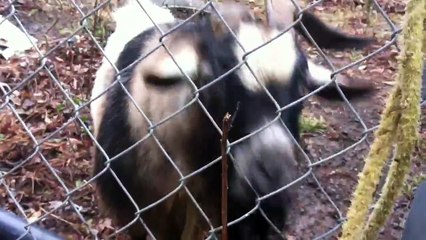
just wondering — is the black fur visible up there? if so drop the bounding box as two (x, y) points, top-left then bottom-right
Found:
(93, 28), (155, 238)
(190, 8), (374, 51)
(197, 20), (309, 239)
(295, 11), (375, 50)
(93, 15), (365, 240)
(95, 28), (156, 194)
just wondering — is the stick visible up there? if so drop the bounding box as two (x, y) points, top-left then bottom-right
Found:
(221, 113), (232, 240)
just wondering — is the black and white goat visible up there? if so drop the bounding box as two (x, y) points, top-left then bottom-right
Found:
(90, 0), (373, 239)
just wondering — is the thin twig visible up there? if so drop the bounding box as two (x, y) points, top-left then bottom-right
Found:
(221, 113), (232, 240)
(92, 0), (100, 37)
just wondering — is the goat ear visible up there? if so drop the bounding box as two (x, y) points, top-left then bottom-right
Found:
(209, 2), (256, 37)
(306, 61), (374, 100)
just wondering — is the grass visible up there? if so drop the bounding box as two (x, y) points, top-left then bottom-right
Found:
(402, 136), (426, 199)
(402, 173), (426, 199)
(299, 115), (328, 134)
(40, 0), (114, 45)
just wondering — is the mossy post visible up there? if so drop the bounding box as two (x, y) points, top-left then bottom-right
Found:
(340, 87), (401, 240)
(340, 0), (425, 239)
(363, 0), (425, 238)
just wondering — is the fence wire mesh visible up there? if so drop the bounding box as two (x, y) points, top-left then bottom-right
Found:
(0, 0), (421, 239)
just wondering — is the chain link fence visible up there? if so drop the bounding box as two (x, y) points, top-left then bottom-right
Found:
(0, 0), (421, 239)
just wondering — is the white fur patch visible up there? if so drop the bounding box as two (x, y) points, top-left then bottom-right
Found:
(106, 0), (175, 66)
(233, 23), (299, 92)
(90, 0), (176, 135)
(90, 65), (115, 136)
(231, 121), (295, 183)
(307, 60), (333, 87)
(266, 0), (297, 30)
(144, 45), (199, 80)
(257, 122), (293, 151)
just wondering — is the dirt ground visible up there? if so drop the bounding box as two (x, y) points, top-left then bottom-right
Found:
(0, 0), (424, 240)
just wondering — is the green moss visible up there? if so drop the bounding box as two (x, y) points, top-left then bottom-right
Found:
(402, 173), (426, 199)
(340, 88), (400, 240)
(340, 0), (425, 238)
(299, 115), (327, 134)
(363, 0), (425, 237)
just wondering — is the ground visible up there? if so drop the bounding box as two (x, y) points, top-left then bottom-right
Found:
(0, 0), (424, 240)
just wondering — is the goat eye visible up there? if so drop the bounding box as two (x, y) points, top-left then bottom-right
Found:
(145, 75), (183, 87)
